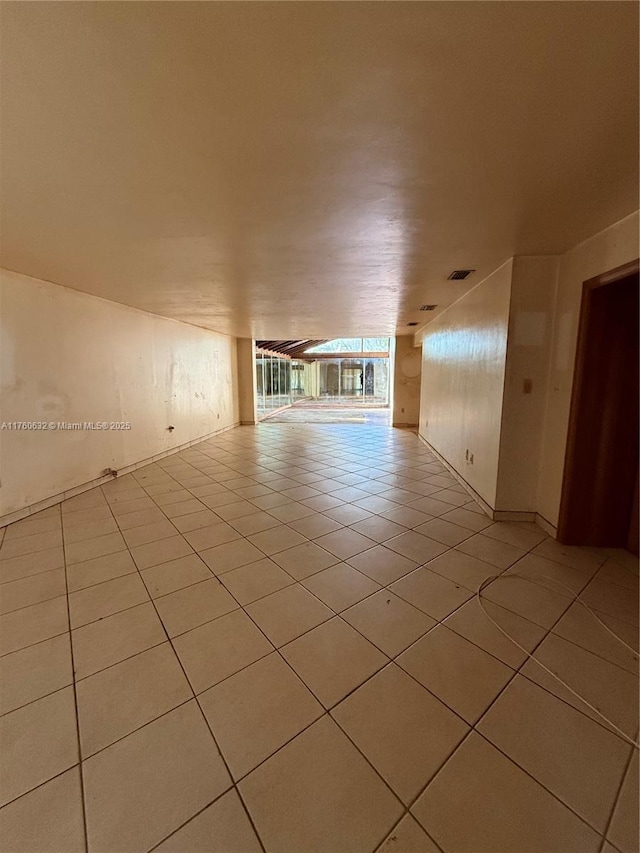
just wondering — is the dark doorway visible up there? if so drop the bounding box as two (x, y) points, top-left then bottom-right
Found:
(558, 261), (639, 552)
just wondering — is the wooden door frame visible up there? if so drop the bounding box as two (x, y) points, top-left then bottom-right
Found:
(557, 258), (639, 544)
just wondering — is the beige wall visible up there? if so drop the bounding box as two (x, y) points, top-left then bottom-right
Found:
(393, 335), (421, 427)
(417, 211), (639, 525)
(0, 270), (239, 517)
(496, 257), (558, 512)
(418, 261), (512, 506)
(537, 211), (639, 529)
(237, 339), (257, 424)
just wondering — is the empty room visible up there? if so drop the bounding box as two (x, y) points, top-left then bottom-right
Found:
(0, 3), (638, 852)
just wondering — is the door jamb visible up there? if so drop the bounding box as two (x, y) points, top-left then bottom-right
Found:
(557, 259), (639, 543)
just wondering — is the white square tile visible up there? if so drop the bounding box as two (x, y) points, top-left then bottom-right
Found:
(248, 524), (308, 556)
(219, 557), (293, 604)
(397, 624), (512, 724)
(154, 789), (262, 853)
(173, 609), (273, 693)
(412, 733), (600, 853)
(155, 577), (238, 637)
(0, 687), (78, 807)
(314, 528), (378, 560)
(342, 590), (435, 657)
(271, 541), (339, 579)
(281, 617), (388, 708)
(348, 545), (418, 585)
(140, 554), (212, 598)
(76, 642), (191, 756)
(390, 566), (472, 620)
(69, 572), (149, 628)
(0, 596), (68, 656)
(385, 531), (448, 564)
(332, 664), (468, 803)
(0, 767), (85, 853)
(200, 539), (265, 575)
(0, 633), (72, 716)
(239, 716), (402, 852)
(478, 675), (630, 831)
(199, 652), (323, 779)
(455, 533), (525, 569)
(83, 701), (231, 852)
(246, 584), (333, 647)
(302, 563), (381, 611)
(72, 601), (165, 679)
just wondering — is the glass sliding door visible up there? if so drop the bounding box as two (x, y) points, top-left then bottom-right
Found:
(254, 349), (293, 419)
(315, 356), (389, 404)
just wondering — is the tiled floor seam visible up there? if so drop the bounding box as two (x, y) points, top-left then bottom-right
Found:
(145, 785), (258, 853)
(0, 621), (69, 660)
(59, 502), (90, 853)
(0, 562), (65, 590)
(18, 430), (629, 852)
(358, 563), (615, 847)
(598, 728), (639, 853)
(127, 504), (417, 849)
(0, 681), (73, 720)
(459, 582), (621, 840)
(0, 762), (83, 813)
(474, 557), (640, 737)
(324, 524), (597, 830)
(96, 505), (269, 853)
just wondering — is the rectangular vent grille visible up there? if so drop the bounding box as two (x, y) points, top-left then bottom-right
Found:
(447, 269), (475, 280)
(407, 322), (419, 326)
(420, 305), (438, 311)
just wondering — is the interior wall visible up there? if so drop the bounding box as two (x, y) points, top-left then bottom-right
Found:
(0, 269), (239, 517)
(393, 335), (421, 426)
(496, 257), (558, 512)
(237, 339), (257, 424)
(537, 211), (640, 529)
(418, 261), (512, 507)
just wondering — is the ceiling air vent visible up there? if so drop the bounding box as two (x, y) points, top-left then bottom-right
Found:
(407, 322), (418, 327)
(420, 305), (438, 311)
(447, 269), (475, 281)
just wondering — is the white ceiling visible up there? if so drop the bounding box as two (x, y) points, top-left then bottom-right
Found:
(1, 2), (637, 339)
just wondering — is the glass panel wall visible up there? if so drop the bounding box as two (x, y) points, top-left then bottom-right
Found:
(315, 357), (389, 404)
(255, 341), (391, 416)
(255, 351), (292, 418)
(291, 362), (306, 398)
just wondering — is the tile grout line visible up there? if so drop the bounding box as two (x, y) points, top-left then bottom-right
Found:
(596, 728), (639, 853)
(349, 540), (623, 846)
(408, 556), (613, 842)
(98, 493), (270, 853)
(124, 474), (423, 850)
(59, 502), (90, 853)
(1, 426), (636, 852)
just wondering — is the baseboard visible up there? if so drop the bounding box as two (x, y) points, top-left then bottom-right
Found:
(493, 510), (537, 522)
(417, 434), (559, 538)
(535, 513), (558, 538)
(0, 420), (241, 529)
(417, 433), (494, 518)
(392, 422), (419, 429)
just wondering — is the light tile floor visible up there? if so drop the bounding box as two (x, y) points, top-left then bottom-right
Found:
(0, 421), (638, 853)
